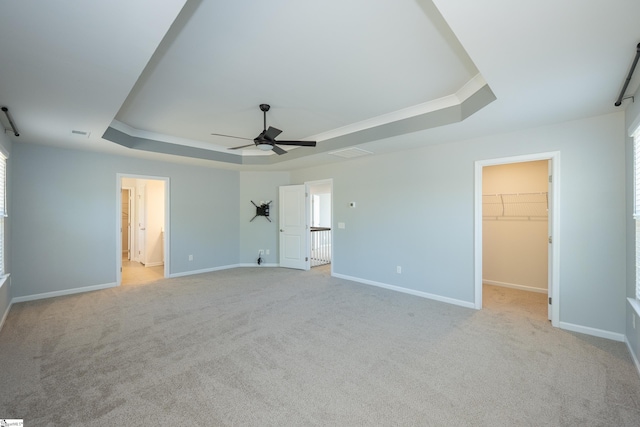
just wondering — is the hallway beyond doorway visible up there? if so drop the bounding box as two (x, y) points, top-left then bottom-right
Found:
(122, 258), (164, 285)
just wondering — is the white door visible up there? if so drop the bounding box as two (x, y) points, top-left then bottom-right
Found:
(279, 185), (309, 270)
(547, 160), (553, 320)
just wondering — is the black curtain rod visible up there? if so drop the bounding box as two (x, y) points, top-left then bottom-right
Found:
(615, 43), (640, 107)
(1, 106), (19, 137)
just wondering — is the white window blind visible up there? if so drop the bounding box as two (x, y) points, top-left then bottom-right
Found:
(0, 152), (6, 276)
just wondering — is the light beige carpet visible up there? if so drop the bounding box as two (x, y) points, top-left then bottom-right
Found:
(1, 267), (639, 426)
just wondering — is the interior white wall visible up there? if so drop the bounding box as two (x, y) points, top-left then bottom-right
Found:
(239, 171), (290, 265)
(291, 112), (626, 335)
(10, 143), (240, 299)
(316, 194), (331, 227)
(144, 179), (165, 266)
(482, 161), (548, 291)
(310, 183), (332, 228)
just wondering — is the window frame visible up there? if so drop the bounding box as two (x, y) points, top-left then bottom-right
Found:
(0, 150), (6, 278)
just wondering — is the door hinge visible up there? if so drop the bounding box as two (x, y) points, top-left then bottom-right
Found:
(548, 236), (552, 244)
(305, 257), (308, 261)
(548, 297), (552, 305)
(549, 175), (553, 183)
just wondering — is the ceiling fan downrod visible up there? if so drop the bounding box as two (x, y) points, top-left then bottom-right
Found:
(259, 104), (270, 131)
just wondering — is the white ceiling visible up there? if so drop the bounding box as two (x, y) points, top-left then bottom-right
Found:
(1, 0), (639, 170)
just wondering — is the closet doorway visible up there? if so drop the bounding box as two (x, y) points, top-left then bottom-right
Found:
(482, 160), (549, 321)
(474, 152), (560, 326)
(117, 174), (170, 286)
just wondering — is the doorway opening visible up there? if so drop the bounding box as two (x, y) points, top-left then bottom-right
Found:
(278, 179), (333, 272)
(117, 174), (170, 286)
(475, 152), (560, 327)
(482, 160), (549, 322)
(309, 180), (332, 269)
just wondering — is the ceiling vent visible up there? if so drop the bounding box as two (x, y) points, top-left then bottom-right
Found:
(71, 130), (91, 138)
(328, 147), (372, 159)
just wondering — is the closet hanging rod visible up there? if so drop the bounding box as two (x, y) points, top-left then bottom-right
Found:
(615, 43), (640, 107)
(1, 106), (19, 137)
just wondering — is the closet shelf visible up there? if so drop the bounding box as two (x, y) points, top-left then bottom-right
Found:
(483, 192), (548, 220)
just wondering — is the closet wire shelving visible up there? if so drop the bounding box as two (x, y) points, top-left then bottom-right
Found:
(482, 192), (548, 220)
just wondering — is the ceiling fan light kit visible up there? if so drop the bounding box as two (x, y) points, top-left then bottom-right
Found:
(212, 104), (317, 155)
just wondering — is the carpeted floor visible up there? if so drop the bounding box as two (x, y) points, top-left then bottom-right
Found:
(1, 267), (639, 426)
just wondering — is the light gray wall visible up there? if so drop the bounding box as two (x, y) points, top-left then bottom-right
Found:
(625, 85), (640, 363)
(11, 143), (239, 298)
(0, 131), (11, 323)
(291, 112), (627, 335)
(239, 171), (290, 264)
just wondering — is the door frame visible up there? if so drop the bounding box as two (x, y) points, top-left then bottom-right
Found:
(122, 186), (135, 261)
(116, 173), (171, 285)
(306, 179), (334, 274)
(474, 151), (560, 327)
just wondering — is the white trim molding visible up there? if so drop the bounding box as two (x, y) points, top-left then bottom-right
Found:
(0, 299), (11, 333)
(558, 321), (625, 342)
(628, 297), (640, 318)
(625, 336), (640, 379)
(12, 282), (118, 304)
(483, 280), (548, 294)
(144, 261), (165, 268)
(332, 273), (475, 309)
(236, 263), (280, 268)
(168, 264), (240, 278)
(475, 151), (561, 329)
(116, 173), (171, 286)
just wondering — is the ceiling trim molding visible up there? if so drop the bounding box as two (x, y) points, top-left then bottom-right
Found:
(102, 77), (495, 165)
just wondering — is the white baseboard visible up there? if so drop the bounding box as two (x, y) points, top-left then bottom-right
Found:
(558, 321), (625, 342)
(12, 282), (118, 304)
(483, 280), (547, 294)
(168, 264), (241, 278)
(332, 273), (475, 309)
(168, 263), (280, 279)
(625, 336), (640, 379)
(144, 261), (164, 268)
(0, 299), (12, 333)
(237, 263), (279, 268)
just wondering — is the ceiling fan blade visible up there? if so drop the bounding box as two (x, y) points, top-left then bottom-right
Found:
(273, 140), (317, 147)
(228, 143), (256, 150)
(272, 145), (287, 155)
(211, 133), (253, 141)
(263, 126), (282, 141)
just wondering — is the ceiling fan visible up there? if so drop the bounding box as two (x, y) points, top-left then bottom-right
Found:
(212, 104), (317, 155)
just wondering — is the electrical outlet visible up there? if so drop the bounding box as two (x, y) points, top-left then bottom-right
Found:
(188, 254), (193, 261)
(266, 249), (270, 255)
(396, 266), (402, 274)
(259, 249), (264, 255)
